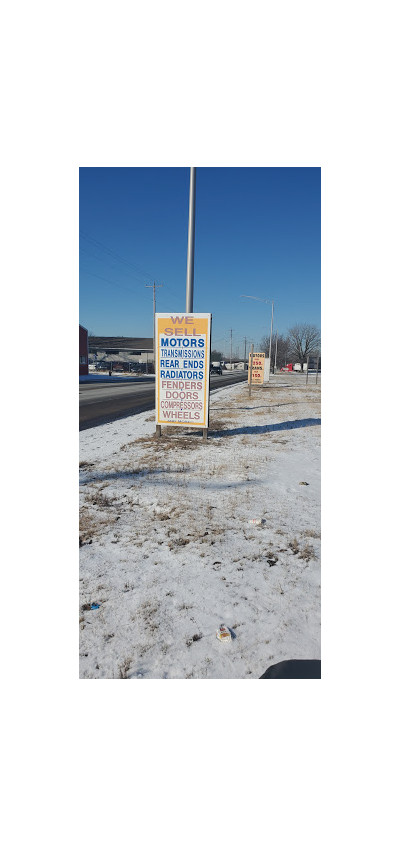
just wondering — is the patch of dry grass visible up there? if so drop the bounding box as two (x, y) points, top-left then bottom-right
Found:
(135, 432), (203, 451)
(85, 490), (119, 508)
(118, 658), (131, 679)
(79, 505), (120, 544)
(168, 537), (191, 549)
(298, 543), (316, 562)
(138, 599), (161, 635)
(288, 536), (316, 561)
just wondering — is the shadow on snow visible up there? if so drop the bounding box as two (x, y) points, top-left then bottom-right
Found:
(79, 466), (262, 490)
(209, 417), (321, 438)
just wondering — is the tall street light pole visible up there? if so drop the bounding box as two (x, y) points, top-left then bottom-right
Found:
(268, 300), (274, 365)
(240, 295), (275, 373)
(185, 167), (196, 313)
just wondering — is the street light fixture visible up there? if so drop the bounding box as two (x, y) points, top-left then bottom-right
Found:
(240, 295), (275, 373)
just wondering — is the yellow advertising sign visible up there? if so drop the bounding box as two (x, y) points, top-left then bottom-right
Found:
(248, 351), (265, 384)
(155, 313), (211, 427)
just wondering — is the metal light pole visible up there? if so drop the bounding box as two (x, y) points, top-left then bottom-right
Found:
(185, 167), (196, 313)
(268, 300), (274, 365)
(240, 295), (275, 374)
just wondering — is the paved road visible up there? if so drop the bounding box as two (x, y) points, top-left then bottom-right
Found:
(79, 372), (248, 430)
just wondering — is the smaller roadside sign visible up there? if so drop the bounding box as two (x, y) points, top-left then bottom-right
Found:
(248, 351), (265, 385)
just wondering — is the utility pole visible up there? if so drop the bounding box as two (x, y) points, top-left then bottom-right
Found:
(230, 329), (233, 368)
(146, 282), (163, 437)
(145, 282), (163, 373)
(185, 167), (196, 313)
(241, 294), (275, 376)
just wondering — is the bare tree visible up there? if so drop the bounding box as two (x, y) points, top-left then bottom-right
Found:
(260, 333), (290, 370)
(286, 324), (320, 367)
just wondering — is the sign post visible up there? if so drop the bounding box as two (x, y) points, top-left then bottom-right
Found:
(155, 313), (211, 435)
(248, 344), (254, 398)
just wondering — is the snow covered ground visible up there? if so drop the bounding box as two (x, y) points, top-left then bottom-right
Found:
(79, 375), (321, 679)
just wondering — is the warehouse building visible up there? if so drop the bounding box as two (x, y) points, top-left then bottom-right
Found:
(88, 336), (154, 373)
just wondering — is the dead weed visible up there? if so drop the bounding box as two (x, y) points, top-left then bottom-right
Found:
(299, 543), (316, 562)
(289, 537), (316, 561)
(135, 433), (203, 451)
(85, 491), (119, 508)
(118, 658), (131, 679)
(79, 508), (119, 544)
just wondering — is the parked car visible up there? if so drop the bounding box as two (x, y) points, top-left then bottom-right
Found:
(130, 363), (147, 373)
(210, 365), (223, 375)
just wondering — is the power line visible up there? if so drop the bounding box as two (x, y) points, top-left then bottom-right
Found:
(80, 267), (150, 302)
(156, 282), (183, 307)
(80, 230), (157, 282)
(80, 230), (184, 306)
(79, 244), (149, 288)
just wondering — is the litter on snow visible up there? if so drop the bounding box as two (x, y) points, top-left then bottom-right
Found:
(216, 625), (232, 642)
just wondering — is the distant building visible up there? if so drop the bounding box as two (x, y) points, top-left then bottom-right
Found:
(88, 336), (154, 372)
(79, 325), (89, 375)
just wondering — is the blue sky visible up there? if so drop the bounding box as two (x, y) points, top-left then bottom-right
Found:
(79, 167), (320, 358)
